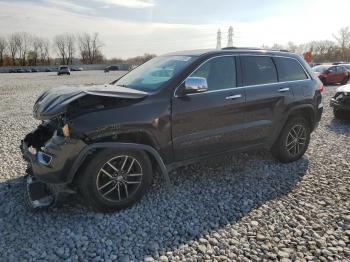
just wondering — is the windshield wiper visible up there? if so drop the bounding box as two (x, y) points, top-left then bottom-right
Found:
(116, 84), (128, 88)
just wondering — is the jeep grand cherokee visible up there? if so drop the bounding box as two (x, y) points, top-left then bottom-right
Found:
(21, 48), (323, 212)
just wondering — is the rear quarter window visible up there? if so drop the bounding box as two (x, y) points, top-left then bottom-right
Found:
(274, 57), (308, 82)
(241, 56), (277, 86)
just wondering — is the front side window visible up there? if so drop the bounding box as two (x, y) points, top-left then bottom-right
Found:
(241, 56), (277, 86)
(328, 66), (336, 73)
(312, 65), (328, 73)
(274, 57), (308, 81)
(114, 55), (194, 91)
(190, 56), (236, 91)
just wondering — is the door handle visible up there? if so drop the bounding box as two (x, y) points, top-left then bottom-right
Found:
(225, 94), (242, 100)
(278, 87), (290, 92)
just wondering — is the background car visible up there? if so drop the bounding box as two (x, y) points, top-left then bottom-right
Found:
(70, 67), (83, 71)
(104, 65), (119, 72)
(57, 66), (71, 75)
(312, 64), (349, 85)
(15, 68), (25, 73)
(330, 84), (350, 119)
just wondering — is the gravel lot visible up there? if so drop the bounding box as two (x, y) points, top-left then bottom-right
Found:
(0, 71), (349, 261)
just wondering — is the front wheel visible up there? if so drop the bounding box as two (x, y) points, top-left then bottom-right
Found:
(334, 108), (349, 120)
(271, 117), (310, 163)
(78, 149), (153, 212)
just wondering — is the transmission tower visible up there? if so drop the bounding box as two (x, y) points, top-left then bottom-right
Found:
(227, 26), (233, 47)
(216, 29), (222, 49)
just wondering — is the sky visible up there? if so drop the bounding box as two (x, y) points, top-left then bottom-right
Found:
(0, 0), (349, 58)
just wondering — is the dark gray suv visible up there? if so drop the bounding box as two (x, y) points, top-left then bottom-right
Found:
(21, 48), (323, 212)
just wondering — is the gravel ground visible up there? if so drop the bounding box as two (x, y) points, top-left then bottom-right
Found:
(0, 71), (349, 261)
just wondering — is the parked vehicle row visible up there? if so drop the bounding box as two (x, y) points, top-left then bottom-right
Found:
(8, 66), (83, 73)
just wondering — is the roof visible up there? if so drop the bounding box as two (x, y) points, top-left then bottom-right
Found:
(164, 47), (295, 58)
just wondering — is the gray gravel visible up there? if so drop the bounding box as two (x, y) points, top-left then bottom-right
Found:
(0, 71), (349, 261)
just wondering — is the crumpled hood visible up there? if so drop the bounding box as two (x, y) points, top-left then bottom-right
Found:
(33, 84), (148, 120)
(336, 84), (350, 93)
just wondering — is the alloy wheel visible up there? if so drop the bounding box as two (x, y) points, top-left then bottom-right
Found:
(285, 124), (307, 156)
(96, 155), (143, 202)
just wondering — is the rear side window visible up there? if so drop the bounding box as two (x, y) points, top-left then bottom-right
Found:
(191, 56), (236, 91)
(274, 57), (308, 81)
(241, 56), (277, 86)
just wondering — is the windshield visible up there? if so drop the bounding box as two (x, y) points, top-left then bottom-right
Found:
(312, 65), (329, 73)
(114, 55), (194, 91)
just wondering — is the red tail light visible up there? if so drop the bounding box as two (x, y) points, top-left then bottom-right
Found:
(320, 83), (324, 93)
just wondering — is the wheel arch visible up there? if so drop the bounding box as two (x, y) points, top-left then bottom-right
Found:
(271, 105), (316, 148)
(69, 142), (171, 187)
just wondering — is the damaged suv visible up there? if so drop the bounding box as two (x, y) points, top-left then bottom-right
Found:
(330, 84), (350, 119)
(21, 48), (323, 212)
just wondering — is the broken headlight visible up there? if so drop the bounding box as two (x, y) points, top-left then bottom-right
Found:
(62, 123), (70, 138)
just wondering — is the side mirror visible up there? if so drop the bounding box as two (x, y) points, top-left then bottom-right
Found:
(182, 77), (208, 95)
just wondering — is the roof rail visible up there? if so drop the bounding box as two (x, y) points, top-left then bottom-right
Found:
(221, 47), (290, 52)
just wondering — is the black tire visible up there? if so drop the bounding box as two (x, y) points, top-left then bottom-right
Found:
(333, 108), (349, 120)
(319, 77), (327, 85)
(78, 149), (153, 212)
(271, 117), (310, 163)
(341, 76), (349, 85)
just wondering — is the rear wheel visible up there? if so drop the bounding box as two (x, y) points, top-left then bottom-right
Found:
(341, 76), (349, 85)
(271, 117), (310, 163)
(78, 149), (153, 212)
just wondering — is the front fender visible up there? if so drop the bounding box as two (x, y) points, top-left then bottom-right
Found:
(68, 142), (171, 186)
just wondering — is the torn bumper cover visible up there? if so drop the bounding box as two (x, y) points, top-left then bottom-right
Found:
(20, 125), (86, 208)
(330, 97), (350, 111)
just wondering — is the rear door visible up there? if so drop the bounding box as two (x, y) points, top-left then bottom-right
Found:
(171, 56), (247, 161)
(327, 66), (339, 83)
(273, 56), (310, 99)
(240, 55), (294, 144)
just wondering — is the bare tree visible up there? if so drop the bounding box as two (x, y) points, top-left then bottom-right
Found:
(8, 33), (21, 66)
(53, 33), (75, 65)
(78, 32), (104, 64)
(287, 41), (297, 53)
(39, 38), (50, 65)
(0, 36), (7, 66)
(17, 32), (32, 66)
(333, 27), (350, 60)
(30, 36), (41, 66)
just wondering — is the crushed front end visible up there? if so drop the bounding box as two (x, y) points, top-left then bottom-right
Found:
(20, 118), (86, 209)
(330, 90), (350, 112)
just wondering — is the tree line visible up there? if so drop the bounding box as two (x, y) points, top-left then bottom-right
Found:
(0, 32), (105, 67)
(264, 27), (350, 63)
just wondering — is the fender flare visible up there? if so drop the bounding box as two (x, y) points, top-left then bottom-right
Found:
(67, 142), (171, 186)
(270, 104), (317, 147)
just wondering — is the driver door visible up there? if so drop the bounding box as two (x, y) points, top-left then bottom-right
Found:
(171, 56), (247, 161)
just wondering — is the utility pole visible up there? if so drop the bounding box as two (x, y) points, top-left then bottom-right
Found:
(216, 29), (222, 49)
(227, 26), (233, 47)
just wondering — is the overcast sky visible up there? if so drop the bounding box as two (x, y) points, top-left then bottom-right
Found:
(0, 0), (349, 58)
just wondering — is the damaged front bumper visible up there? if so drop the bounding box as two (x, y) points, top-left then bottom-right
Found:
(330, 98), (350, 111)
(20, 124), (87, 208)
